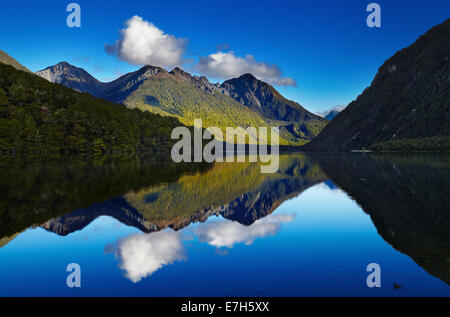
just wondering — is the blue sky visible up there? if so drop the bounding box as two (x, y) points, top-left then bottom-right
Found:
(0, 0), (448, 112)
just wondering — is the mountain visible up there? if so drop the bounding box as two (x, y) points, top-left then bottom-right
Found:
(37, 63), (328, 145)
(0, 62), (182, 155)
(36, 62), (105, 97)
(221, 73), (328, 143)
(105, 66), (271, 145)
(317, 105), (346, 121)
(306, 18), (450, 151)
(222, 73), (319, 122)
(0, 49), (31, 73)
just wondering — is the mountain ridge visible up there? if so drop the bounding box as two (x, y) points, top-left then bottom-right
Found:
(0, 49), (32, 73)
(36, 62), (328, 145)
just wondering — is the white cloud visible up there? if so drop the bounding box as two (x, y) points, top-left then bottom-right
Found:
(114, 230), (185, 283)
(108, 15), (186, 69)
(196, 51), (296, 86)
(108, 214), (293, 282)
(194, 214), (294, 248)
(107, 17), (295, 86)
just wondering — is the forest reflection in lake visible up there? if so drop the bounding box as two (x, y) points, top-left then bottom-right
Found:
(0, 153), (449, 296)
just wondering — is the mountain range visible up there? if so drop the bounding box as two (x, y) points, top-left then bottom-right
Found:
(306, 18), (450, 151)
(36, 62), (328, 145)
(1, 18), (449, 152)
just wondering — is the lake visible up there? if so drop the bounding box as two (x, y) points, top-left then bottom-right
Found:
(0, 153), (449, 296)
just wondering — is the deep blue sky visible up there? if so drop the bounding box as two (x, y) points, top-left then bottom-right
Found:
(0, 0), (448, 112)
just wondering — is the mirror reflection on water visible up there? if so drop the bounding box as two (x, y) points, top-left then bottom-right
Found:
(0, 153), (449, 296)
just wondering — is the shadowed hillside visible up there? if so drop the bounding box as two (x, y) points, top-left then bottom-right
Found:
(306, 19), (450, 151)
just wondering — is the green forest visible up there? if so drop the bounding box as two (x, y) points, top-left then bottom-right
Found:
(0, 63), (182, 155)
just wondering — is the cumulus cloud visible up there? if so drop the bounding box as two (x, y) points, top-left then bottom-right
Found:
(196, 51), (296, 86)
(113, 230), (185, 283)
(106, 16), (295, 86)
(106, 15), (186, 69)
(194, 214), (294, 248)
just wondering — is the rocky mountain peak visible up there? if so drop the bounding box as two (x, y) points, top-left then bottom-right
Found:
(221, 72), (322, 123)
(170, 67), (192, 80)
(36, 61), (104, 96)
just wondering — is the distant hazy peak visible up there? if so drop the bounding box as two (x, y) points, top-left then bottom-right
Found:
(317, 105), (346, 120)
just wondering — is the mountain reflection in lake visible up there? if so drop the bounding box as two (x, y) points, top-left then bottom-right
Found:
(0, 153), (449, 296)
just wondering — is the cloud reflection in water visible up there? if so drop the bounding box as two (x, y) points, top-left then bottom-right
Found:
(111, 213), (294, 282)
(195, 214), (294, 248)
(113, 230), (185, 283)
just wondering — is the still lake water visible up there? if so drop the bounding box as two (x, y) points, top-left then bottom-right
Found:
(0, 153), (449, 296)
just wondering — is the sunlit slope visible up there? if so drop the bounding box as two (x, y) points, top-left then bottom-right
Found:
(122, 77), (287, 145)
(123, 154), (327, 225)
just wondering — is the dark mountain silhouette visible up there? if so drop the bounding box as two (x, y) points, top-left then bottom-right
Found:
(306, 18), (450, 151)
